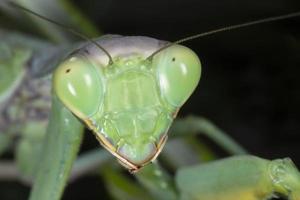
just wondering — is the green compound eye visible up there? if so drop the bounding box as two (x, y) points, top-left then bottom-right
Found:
(153, 44), (201, 107)
(53, 56), (103, 119)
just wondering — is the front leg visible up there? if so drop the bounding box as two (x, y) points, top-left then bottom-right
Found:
(176, 155), (300, 200)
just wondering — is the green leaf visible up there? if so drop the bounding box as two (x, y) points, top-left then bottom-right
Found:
(160, 135), (217, 171)
(0, 43), (29, 105)
(70, 149), (111, 181)
(4, 0), (101, 43)
(13, 0), (71, 43)
(101, 167), (154, 200)
(0, 30), (75, 78)
(170, 116), (247, 155)
(15, 121), (47, 179)
(135, 162), (178, 200)
(0, 133), (12, 156)
(29, 94), (84, 200)
(59, 0), (101, 37)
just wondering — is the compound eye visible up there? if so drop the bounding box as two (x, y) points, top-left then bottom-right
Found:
(154, 44), (201, 107)
(53, 56), (103, 119)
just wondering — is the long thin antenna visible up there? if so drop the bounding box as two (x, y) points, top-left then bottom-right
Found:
(9, 1), (114, 65)
(147, 11), (300, 60)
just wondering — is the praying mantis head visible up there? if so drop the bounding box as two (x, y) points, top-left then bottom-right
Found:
(53, 36), (201, 171)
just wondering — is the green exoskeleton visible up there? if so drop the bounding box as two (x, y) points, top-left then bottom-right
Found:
(53, 36), (201, 171)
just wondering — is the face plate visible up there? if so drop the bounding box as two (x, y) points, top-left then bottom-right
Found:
(82, 54), (175, 170)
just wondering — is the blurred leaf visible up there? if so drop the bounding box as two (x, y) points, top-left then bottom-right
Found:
(0, 161), (19, 181)
(0, 133), (12, 156)
(1, 0), (101, 43)
(15, 121), (47, 179)
(16, 138), (41, 179)
(59, 0), (101, 37)
(161, 135), (216, 171)
(0, 29), (53, 51)
(170, 116), (247, 155)
(0, 29), (78, 77)
(185, 136), (216, 161)
(102, 167), (154, 200)
(70, 149), (111, 182)
(29, 94), (84, 200)
(0, 42), (29, 105)
(135, 163), (178, 200)
(161, 138), (202, 170)
(9, 0), (69, 42)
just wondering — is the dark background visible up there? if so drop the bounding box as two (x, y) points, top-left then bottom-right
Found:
(1, 0), (300, 199)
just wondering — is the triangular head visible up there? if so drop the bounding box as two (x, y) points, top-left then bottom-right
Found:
(53, 35), (201, 171)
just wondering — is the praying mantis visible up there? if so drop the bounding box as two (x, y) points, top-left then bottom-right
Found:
(1, 1), (300, 200)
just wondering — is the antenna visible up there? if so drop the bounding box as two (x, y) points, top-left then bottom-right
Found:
(9, 1), (114, 65)
(147, 11), (300, 61)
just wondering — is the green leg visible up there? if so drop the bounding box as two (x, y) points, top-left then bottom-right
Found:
(169, 115), (247, 155)
(176, 155), (300, 200)
(29, 95), (84, 200)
